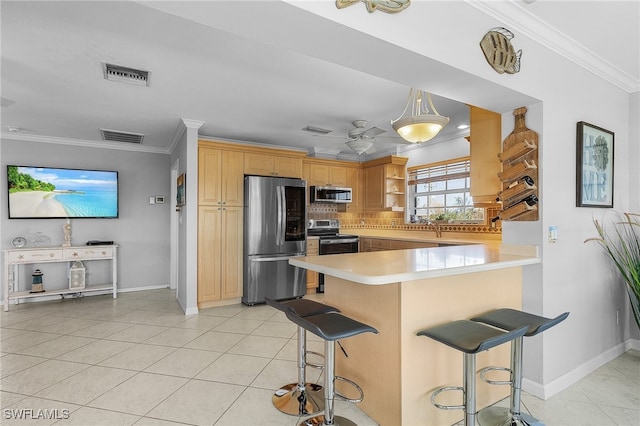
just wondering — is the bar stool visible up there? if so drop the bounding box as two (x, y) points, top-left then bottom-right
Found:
(417, 320), (528, 426)
(284, 309), (378, 426)
(470, 308), (569, 426)
(265, 297), (340, 416)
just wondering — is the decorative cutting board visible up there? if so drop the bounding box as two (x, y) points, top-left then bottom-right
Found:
(495, 107), (539, 222)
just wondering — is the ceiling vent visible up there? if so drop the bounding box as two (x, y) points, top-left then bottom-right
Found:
(101, 129), (144, 144)
(302, 125), (333, 135)
(102, 63), (150, 87)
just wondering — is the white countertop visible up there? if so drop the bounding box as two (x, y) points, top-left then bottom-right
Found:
(290, 244), (539, 285)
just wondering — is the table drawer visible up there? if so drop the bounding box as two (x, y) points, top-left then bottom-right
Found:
(64, 247), (114, 260)
(6, 249), (63, 263)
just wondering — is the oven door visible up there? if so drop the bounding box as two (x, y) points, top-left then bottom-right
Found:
(317, 237), (359, 293)
(319, 238), (359, 255)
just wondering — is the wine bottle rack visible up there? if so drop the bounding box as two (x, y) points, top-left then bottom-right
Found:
(496, 178), (537, 205)
(496, 107), (539, 222)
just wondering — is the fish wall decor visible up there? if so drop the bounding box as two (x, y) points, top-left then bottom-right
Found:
(336, 0), (411, 14)
(480, 27), (522, 74)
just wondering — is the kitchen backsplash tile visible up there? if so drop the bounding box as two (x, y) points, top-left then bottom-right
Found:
(307, 203), (501, 236)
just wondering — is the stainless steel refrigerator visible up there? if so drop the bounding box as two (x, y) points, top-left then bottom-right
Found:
(242, 176), (307, 305)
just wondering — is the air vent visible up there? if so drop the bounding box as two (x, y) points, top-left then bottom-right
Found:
(101, 129), (144, 144)
(102, 63), (150, 86)
(302, 125), (333, 135)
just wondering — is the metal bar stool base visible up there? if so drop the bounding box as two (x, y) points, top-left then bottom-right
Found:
(272, 382), (324, 416)
(299, 414), (358, 426)
(478, 406), (545, 426)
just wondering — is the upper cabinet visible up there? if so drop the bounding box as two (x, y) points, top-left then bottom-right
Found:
(198, 146), (244, 206)
(363, 156), (408, 211)
(244, 151), (303, 178)
(469, 105), (503, 205)
(307, 164), (348, 187)
(303, 159), (361, 211)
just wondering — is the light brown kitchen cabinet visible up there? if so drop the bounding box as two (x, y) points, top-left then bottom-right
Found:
(361, 237), (438, 252)
(198, 147), (244, 206)
(306, 238), (319, 292)
(198, 142), (245, 307)
(307, 164), (348, 187)
(244, 152), (303, 178)
(363, 156), (408, 211)
(469, 105), (502, 205)
(361, 238), (390, 252)
(388, 240), (438, 250)
(344, 166), (362, 212)
(197, 205), (243, 304)
(364, 165), (385, 210)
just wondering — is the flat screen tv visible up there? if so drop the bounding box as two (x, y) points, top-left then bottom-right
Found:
(7, 165), (119, 219)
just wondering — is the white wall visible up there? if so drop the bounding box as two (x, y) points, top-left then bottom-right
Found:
(1, 138), (172, 293)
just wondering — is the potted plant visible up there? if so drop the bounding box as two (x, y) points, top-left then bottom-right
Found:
(585, 212), (640, 331)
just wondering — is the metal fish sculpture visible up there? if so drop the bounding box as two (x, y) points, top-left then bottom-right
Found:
(336, 0), (411, 14)
(480, 27), (522, 74)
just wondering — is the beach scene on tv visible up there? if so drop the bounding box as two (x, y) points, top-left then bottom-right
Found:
(8, 166), (118, 218)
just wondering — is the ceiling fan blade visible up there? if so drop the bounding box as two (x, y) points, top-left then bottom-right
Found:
(362, 126), (386, 138)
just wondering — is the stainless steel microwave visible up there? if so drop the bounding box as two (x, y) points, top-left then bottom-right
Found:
(310, 186), (352, 203)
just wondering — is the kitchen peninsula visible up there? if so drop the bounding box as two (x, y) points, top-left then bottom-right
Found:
(290, 244), (539, 426)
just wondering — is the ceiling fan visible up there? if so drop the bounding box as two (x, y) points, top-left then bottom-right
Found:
(345, 120), (386, 154)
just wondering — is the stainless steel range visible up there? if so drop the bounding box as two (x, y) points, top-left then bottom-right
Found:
(307, 219), (359, 293)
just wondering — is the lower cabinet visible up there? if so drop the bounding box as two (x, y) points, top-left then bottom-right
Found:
(306, 238), (319, 293)
(198, 206), (243, 304)
(360, 237), (438, 252)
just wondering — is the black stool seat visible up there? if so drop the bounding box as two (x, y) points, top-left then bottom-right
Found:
(470, 309), (569, 426)
(264, 298), (340, 417)
(417, 320), (528, 426)
(285, 310), (378, 426)
(285, 311), (378, 341)
(265, 297), (339, 317)
(417, 320), (528, 353)
(471, 308), (569, 337)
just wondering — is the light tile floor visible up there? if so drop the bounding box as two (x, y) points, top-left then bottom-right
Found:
(0, 289), (638, 426)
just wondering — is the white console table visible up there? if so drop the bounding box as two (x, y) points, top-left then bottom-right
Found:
(3, 245), (118, 312)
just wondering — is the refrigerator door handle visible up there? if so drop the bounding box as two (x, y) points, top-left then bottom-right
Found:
(276, 185), (283, 246)
(249, 254), (305, 262)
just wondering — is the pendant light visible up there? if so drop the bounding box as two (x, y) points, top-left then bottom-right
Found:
(391, 89), (449, 143)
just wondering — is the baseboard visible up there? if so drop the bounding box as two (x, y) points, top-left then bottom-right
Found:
(627, 337), (640, 351)
(523, 339), (635, 400)
(117, 284), (171, 293)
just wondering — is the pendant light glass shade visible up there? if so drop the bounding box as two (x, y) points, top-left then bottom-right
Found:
(391, 89), (449, 143)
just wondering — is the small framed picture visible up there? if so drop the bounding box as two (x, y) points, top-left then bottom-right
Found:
(176, 173), (186, 207)
(576, 121), (614, 208)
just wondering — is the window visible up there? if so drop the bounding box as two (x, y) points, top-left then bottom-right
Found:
(407, 157), (485, 224)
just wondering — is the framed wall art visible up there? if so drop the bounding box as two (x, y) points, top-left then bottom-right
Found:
(576, 121), (614, 208)
(176, 173), (186, 207)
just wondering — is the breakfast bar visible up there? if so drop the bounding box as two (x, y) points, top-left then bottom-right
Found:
(290, 244), (539, 426)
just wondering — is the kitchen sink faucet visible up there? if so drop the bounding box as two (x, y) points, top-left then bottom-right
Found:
(427, 220), (442, 238)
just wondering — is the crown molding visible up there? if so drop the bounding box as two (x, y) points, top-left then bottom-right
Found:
(167, 118), (206, 153)
(0, 132), (171, 154)
(466, 0), (638, 93)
